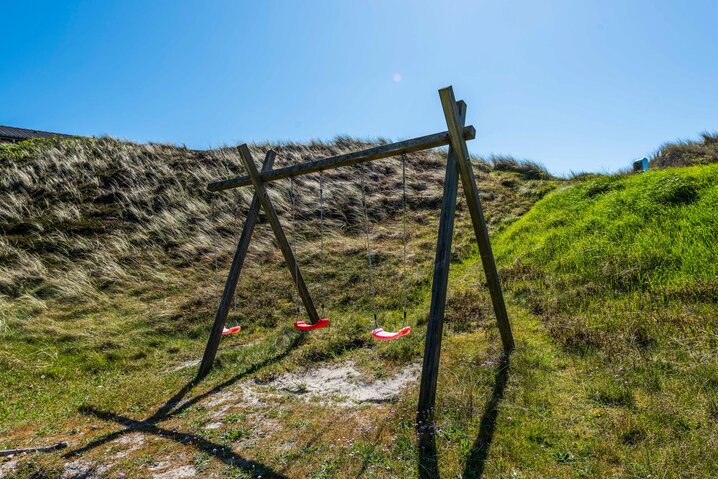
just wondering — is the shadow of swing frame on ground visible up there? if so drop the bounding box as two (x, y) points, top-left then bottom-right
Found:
(64, 335), (304, 478)
(418, 353), (511, 479)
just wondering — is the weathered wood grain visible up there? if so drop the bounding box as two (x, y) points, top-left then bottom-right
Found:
(1, 441), (67, 457)
(417, 101), (464, 425)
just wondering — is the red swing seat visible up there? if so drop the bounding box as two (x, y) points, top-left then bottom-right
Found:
(371, 326), (411, 341)
(222, 326), (241, 336)
(293, 317), (330, 331)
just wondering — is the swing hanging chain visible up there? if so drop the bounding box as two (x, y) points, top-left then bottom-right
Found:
(319, 171), (325, 318)
(360, 167), (379, 328)
(402, 155), (408, 325)
(212, 195), (220, 308)
(233, 190), (239, 313)
(290, 178), (300, 316)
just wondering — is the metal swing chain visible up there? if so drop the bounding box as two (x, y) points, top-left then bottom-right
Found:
(211, 195), (219, 308)
(402, 155), (408, 326)
(319, 171), (326, 319)
(233, 190), (239, 312)
(360, 167), (378, 329)
(290, 177), (300, 317)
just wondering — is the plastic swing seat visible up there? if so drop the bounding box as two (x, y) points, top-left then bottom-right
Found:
(293, 317), (330, 331)
(222, 326), (241, 336)
(371, 326), (411, 341)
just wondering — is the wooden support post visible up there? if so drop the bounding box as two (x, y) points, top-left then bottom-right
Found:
(238, 144), (321, 325)
(197, 151), (276, 379)
(439, 86), (515, 351)
(417, 101), (465, 425)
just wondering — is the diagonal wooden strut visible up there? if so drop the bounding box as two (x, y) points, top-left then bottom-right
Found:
(439, 86), (514, 352)
(197, 150), (276, 379)
(417, 100), (465, 426)
(238, 144), (321, 325)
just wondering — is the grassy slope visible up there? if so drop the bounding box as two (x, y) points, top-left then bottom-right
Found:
(492, 164), (718, 477)
(2, 137), (716, 477)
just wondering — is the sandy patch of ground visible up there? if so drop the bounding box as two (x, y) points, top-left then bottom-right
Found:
(0, 460), (18, 479)
(50, 361), (417, 478)
(111, 432), (145, 459)
(239, 361), (420, 407)
(62, 459), (107, 479)
(152, 464), (197, 479)
(205, 390), (239, 408)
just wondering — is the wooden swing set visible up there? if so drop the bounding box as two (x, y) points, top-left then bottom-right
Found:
(197, 86), (514, 421)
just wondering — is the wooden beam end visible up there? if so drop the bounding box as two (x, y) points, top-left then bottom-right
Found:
(464, 125), (476, 141)
(438, 85), (455, 96)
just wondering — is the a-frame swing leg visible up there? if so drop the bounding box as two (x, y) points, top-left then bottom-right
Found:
(418, 88), (515, 425)
(238, 144), (322, 325)
(197, 150), (277, 380)
(439, 86), (514, 352)
(417, 100), (465, 428)
(417, 89), (514, 476)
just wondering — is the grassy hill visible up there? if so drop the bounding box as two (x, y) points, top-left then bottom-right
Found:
(493, 164), (718, 477)
(0, 137), (716, 478)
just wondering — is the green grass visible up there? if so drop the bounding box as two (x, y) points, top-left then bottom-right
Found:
(498, 165), (718, 291)
(491, 163), (718, 476)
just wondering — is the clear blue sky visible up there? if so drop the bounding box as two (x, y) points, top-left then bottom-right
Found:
(2, 0), (716, 174)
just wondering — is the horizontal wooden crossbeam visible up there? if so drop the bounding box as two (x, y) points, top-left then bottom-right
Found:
(207, 125), (476, 192)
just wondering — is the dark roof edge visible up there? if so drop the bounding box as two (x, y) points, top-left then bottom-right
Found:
(0, 125), (74, 141)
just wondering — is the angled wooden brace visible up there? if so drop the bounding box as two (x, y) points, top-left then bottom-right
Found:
(439, 86), (514, 351)
(197, 150), (276, 379)
(417, 100), (465, 425)
(238, 144), (322, 325)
